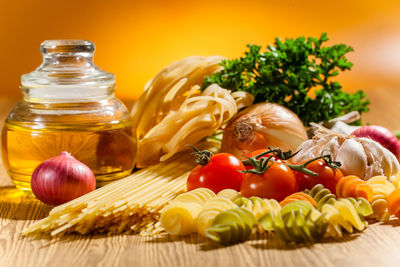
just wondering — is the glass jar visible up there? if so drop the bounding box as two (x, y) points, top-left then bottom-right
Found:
(1, 40), (136, 193)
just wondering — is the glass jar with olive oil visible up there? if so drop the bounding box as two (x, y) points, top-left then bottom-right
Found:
(1, 40), (136, 193)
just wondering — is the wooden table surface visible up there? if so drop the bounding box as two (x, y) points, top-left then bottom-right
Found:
(1, 88), (400, 267)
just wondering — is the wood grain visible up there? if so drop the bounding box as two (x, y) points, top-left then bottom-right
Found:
(1, 88), (400, 267)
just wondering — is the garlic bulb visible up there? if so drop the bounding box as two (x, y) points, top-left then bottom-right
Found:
(292, 128), (400, 180)
(221, 102), (308, 160)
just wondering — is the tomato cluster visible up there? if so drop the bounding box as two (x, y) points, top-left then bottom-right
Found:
(186, 147), (343, 202)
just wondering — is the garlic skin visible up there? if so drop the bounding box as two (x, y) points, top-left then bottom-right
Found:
(292, 128), (400, 181)
(222, 102), (308, 160)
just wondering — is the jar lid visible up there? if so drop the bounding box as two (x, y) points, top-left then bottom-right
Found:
(21, 40), (115, 88)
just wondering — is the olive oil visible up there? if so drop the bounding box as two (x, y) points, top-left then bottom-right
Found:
(2, 119), (136, 193)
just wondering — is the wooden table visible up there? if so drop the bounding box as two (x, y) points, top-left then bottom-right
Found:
(1, 88), (400, 267)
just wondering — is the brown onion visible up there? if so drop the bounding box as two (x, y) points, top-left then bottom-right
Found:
(221, 102), (308, 159)
(31, 151), (96, 205)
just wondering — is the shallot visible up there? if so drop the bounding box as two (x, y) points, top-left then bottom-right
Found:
(31, 151), (96, 205)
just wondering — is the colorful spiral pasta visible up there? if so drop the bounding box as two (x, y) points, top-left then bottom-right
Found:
(280, 192), (317, 208)
(320, 197), (372, 238)
(366, 176), (396, 222)
(206, 207), (258, 244)
(387, 188), (400, 218)
(196, 196), (237, 235)
(336, 175), (373, 202)
(259, 201), (327, 244)
(160, 188), (216, 235)
(305, 184), (337, 209)
(234, 196), (281, 219)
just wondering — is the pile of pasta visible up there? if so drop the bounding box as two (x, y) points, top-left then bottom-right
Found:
(23, 141), (220, 237)
(131, 56), (253, 168)
(159, 172), (400, 245)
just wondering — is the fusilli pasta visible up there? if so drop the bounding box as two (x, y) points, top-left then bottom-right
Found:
(305, 184), (337, 209)
(392, 172), (400, 188)
(206, 207), (257, 244)
(160, 188), (216, 235)
(217, 189), (241, 201)
(366, 176), (395, 221)
(388, 188), (400, 218)
(336, 175), (373, 202)
(234, 196), (281, 219)
(196, 196), (237, 235)
(280, 192), (317, 208)
(321, 197), (372, 238)
(259, 201), (327, 244)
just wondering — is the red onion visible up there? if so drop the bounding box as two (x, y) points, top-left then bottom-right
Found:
(31, 151), (96, 205)
(352, 125), (400, 160)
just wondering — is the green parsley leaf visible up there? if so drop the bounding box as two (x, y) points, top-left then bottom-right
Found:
(202, 33), (370, 125)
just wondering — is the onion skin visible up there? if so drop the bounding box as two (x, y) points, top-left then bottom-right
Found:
(352, 125), (400, 161)
(31, 152), (96, 206)
(221, 102), (308, 160)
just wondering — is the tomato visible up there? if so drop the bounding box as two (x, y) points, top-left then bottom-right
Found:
(244, 149), (284, 170)
(187, 153), (246, 193)
(294, 159), (343, 193)
(240, 161), (298, 201)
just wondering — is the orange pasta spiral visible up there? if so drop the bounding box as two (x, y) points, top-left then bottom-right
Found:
(336, 175), (373, 202)
(387, 188), (400, 218)
(279, 192), (317, 208)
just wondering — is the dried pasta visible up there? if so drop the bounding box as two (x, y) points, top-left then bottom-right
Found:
(336, 175), (373, 202)
(305, 184), (337, 209)
(279, 192), (317, 208)
(196, 197), (237, 235)
(216, 189), (242, 201)
(23, 141), (220, 237)
(259, 201), (327, 244)
(366, 176), (395, 222)
(388, 188), (400, 218)
(320, 197), (372, 238)
(234, 196), (281, 219)
(392, 172), (400, 188)
(131, 56), (254, 167)
(205, 207), (257, 244)
(160, 188), (216, 235)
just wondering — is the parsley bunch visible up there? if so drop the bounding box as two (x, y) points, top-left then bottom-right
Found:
(202, 33), (369, 125)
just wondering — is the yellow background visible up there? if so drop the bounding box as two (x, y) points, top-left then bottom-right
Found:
(1, 0), (400, 101)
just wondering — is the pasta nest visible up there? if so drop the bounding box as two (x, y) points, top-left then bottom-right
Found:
(131, 56), (254, 168)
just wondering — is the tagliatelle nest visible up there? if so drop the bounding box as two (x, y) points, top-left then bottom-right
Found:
(131, 56), (254, 168)
(292, 126), (400, 180)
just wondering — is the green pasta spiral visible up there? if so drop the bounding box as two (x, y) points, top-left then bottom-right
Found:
(259, 200), (327, 244)
(305, 184), (337, 210)
(205, 207), (257, 245)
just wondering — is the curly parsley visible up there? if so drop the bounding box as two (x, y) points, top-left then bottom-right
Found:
(202, 33), (369, 125)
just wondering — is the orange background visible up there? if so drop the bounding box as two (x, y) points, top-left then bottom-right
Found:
(1, 0), (400, 101)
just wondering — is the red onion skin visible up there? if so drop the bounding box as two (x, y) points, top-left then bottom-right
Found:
(352, 125), (400, 161)
(31, 152), (96, 206)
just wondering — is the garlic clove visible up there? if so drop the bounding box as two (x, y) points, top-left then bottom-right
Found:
(335, 139), (367, 178)
(322, 136), (341, 156)
(292, 140), (317, 163)
(361, 138), (400, 180)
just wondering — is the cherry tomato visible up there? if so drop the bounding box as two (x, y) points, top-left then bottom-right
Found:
(244, 149), (284, 170)
(294, 159), (343, 193)
(187, 153), (246, 193)
(240, 161), (298, 201)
